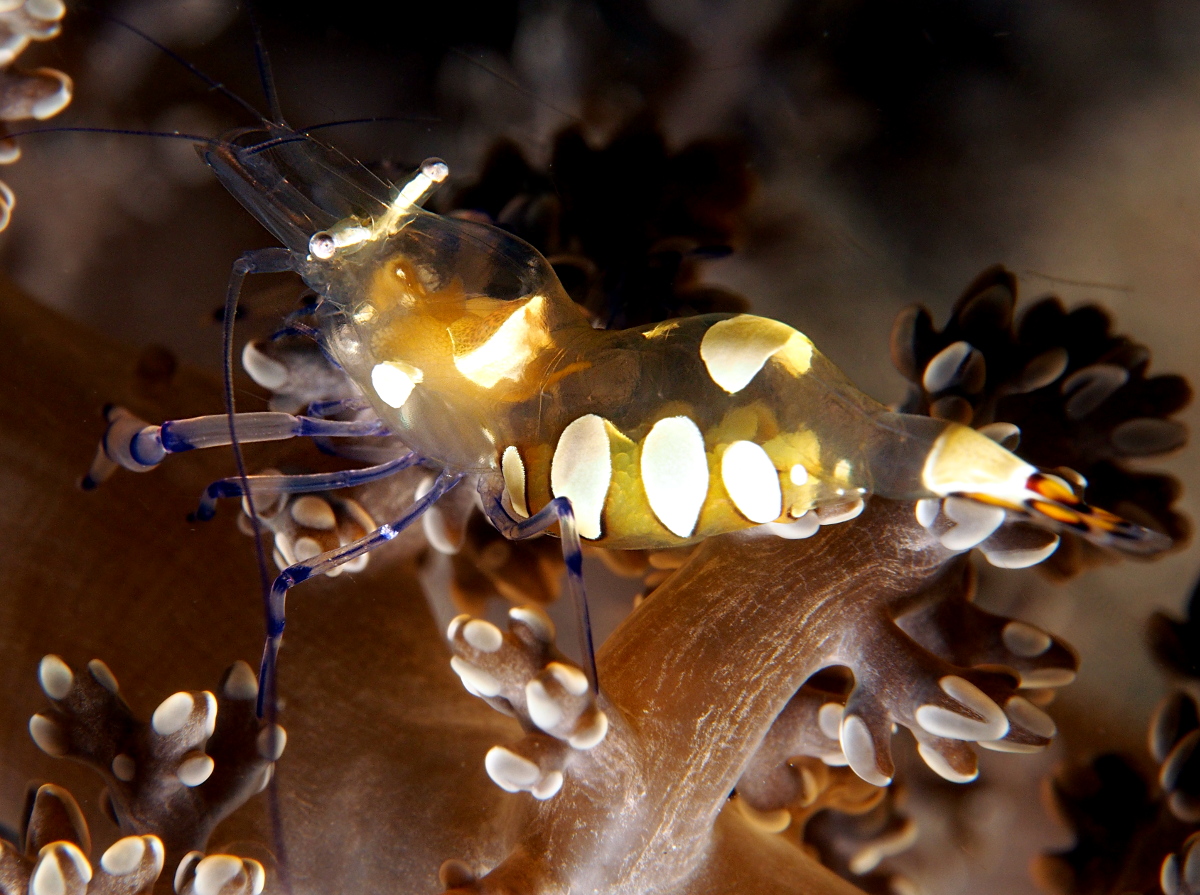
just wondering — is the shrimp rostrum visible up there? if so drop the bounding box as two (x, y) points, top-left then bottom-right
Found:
(88, 119), (1170, 699)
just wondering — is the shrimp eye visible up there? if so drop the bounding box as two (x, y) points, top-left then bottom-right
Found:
(421, 158), (449, 182)
(309, 231), (337, 260)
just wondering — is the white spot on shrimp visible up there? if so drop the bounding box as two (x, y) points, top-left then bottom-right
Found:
(789, 463), (809, 485)
(371, 360), (423, 408)
(502, 446), (528, 518)
(721, 441), (782, 523)
(699, 315), (812, 394)
(640, 416), (709, 538)
(550, 415), (612, 541)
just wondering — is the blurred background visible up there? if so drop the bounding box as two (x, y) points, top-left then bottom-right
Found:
(3, 1), (1199, 891)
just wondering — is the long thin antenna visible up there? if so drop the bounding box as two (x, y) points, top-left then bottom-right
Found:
(219, 249), (294, 895)
(243, 115), (441, 156)
(101, 15), (266, 122)
(246, 4), (285, 124)
(450, 47), (582, 125)
(4, 124), (219, 144)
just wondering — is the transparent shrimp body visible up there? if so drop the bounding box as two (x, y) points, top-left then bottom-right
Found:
(198, 128), (1167, 555)
(300, 194), (952, 548)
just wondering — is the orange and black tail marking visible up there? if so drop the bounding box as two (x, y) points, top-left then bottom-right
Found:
(962, 471), (1172, 556)
(1025, 471), (1169, 554)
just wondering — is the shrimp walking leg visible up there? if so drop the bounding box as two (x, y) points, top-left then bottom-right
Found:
(478, 478), (599, 693)
(83, 408), (389, 485)
(256, 468), (465, 715)
(193, 452), (420, 520)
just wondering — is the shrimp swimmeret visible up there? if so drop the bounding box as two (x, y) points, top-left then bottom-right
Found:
(87, 116), (1169, 702)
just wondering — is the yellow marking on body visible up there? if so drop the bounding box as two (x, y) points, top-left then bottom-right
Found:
(553, 416), (764, 548)
(522, 442), (555, 519)
(705, 402), (787, 454)
(502, 446), (528, 518)
(368, 258), (465, 378)
(451, 296), (551, 388)
(760, 429), (821, 471)
(700, 316), (813, 394)
(706, 405), (762, 446)
(757, 430), (822, 516)
(833, 458), (853, 484)
(602, 423), (659, 544)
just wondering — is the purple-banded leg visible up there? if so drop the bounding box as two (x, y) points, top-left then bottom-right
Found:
(256, 468), (465, 716)
(82, 407), (389, 488)
(477, 477), (598, 694)
(192, 452), (422, 521)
